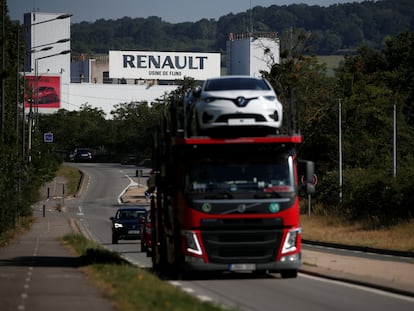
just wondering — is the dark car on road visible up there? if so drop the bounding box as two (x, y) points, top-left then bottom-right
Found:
(69, 148), (93, 162)
(110, 207), (147, 244)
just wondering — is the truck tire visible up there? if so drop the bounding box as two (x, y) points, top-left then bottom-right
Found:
(280, 269), (298, 279)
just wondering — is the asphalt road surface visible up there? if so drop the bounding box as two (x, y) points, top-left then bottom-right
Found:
(68, 162), (414, 311)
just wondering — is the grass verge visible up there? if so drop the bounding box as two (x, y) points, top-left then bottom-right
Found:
(0, 217), (33, 247)
(57, 164), (82, 196)
(300, 214), (414, 252)
(61, 234), (235, 311)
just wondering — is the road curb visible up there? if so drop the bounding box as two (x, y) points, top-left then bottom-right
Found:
(300, 267), (414, 298)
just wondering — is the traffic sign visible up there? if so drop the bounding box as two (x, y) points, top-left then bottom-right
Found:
(44, 132), (53, 143)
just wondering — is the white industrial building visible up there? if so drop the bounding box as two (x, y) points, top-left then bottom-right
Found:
(23, 12), (279, 118)
(226, 32), (280, 76)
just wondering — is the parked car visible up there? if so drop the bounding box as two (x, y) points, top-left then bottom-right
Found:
(69, 148), (93, 162)
(110, 207), (148, 244)
(140, 211), (152, 256)
(191, 76), (283, 135)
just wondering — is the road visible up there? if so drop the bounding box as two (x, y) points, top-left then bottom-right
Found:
(68, 162), (414, 311)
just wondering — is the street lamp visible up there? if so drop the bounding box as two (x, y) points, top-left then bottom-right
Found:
(25, 12), (72, 163)
(29, 38), (70, 53)
(31, 13), (73, 26)
(27, 49), (71, 162)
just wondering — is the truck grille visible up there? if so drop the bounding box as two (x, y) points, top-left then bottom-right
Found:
(200, 218), (283, 264)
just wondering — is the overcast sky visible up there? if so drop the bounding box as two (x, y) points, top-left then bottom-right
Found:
(8, 0), (365, 24)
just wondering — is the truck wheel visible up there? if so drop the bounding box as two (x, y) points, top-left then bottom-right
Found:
(280, 269), (298, 279)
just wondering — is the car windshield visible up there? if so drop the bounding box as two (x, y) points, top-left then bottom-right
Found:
(116, 210), (146, 220)
(204, 77), (271, 91)
(76, 148), (90, 154)
(186, 158), (294, 194)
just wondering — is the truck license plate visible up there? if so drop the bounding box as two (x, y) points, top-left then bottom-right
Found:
(229, 263), (256, 271)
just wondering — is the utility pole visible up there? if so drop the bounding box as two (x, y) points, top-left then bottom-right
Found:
(338, 98), (343, 203)
(1, 0), (5, 144)
(393, 102), (397, 178)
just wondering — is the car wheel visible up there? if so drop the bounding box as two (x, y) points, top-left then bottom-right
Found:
(141, 241), (147, 252)
(112, 233), (118, 244)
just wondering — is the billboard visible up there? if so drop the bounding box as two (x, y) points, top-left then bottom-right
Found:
(24, 75), (61, 109)
(109, 51), (221, 80)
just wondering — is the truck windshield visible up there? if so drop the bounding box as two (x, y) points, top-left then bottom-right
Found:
(186, 156), (294, 194)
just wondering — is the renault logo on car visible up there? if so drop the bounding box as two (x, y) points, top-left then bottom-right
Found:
(236, 96), (248, 107)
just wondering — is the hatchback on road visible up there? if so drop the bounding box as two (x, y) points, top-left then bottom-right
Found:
(110, 207), (147, 244)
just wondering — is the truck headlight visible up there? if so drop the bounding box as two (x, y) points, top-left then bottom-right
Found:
(183, 231), (202, 255)
(281, 228), (300, 254)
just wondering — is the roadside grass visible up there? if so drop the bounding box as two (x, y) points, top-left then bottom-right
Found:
(0, 217), (33, 246)
(61, 234), (234, 311)
(57, 164), (82, 196)
(300, 214), (414, 252)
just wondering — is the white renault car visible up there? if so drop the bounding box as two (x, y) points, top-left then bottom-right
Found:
(192, 76), (283, 135)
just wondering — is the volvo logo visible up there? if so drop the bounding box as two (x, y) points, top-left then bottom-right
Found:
(237, 204), (247, 213)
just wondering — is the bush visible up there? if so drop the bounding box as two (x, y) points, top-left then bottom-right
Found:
(314, 166), (414, 226)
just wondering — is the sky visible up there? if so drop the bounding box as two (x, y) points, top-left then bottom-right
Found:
(8, 0), (364, 24)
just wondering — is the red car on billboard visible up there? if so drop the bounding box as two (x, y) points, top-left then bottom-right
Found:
(24, 75), (61, 108)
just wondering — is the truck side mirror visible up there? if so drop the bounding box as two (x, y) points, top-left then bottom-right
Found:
(298, 160), (316, 194)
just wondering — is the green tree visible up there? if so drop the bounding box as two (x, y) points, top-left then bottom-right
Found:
(264, 29), (336, 167)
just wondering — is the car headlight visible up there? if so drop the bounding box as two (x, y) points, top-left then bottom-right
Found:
(263, 95), (277, 101)
(114, 222), (123, 228)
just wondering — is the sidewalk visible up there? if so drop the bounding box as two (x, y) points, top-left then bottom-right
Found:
(0, 179), (115, 311)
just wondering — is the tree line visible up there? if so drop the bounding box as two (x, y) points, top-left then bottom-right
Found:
(1, 0), (414, 238)
(0, 0), (61, 237)
(71, 0), (414, 56)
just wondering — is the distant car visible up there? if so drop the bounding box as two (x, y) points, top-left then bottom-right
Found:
(191, 76), (283, 135)
(140, 211), (152, 255)
(69, 148), (93, 162)
(110, 207), (148, 244)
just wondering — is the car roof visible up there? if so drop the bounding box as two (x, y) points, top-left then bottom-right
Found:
(203, 76), (271, 91)
(116, 207), (147, 211)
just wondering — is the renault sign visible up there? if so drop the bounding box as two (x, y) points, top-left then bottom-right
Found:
(109, 51), (221, 80)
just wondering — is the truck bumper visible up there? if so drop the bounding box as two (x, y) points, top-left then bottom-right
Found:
(182, 252), (301, 273)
